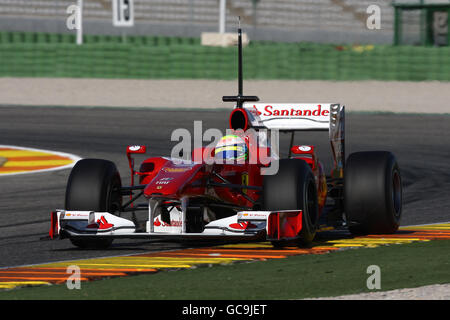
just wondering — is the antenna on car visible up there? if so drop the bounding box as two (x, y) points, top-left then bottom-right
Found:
(222, 17), (259, 109)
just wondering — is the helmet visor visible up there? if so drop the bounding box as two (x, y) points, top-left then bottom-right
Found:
(215, 145), (247, 161)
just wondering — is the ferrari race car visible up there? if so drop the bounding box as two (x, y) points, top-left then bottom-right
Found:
(48, 29), (402, 249)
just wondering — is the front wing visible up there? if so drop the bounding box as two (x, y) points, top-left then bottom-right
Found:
(49, 209), (303, 242)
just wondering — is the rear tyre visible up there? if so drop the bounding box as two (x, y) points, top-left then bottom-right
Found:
(263, 159), (319, 247)
(65, 159), (122, 249)
(344, 151), (402, 235)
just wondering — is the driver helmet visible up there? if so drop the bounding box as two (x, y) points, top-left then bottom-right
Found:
(214, 134), (249, 162)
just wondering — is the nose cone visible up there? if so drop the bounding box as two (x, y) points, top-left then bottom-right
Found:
(144, 162), (203, 198)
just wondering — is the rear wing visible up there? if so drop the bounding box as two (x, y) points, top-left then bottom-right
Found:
(229, 103), (345, 180)
(221, 24), (345, 180)
(240, 103), (343, 132)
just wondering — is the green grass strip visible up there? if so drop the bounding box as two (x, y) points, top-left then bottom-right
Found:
(1, 240), (449, 300)
(1, 31), (450, 81)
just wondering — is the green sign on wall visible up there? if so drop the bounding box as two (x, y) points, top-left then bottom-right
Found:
(394, 2), (450, 46)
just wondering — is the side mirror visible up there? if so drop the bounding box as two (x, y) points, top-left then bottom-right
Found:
(127, 145), (147, 154)
(126, 145), (147, 188)
(291, 145), (316, 170)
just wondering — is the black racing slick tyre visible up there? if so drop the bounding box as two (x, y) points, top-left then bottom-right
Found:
(263, 159), (319, 247)
(344, 151), (402, 235)
(65, 159), (122, 249)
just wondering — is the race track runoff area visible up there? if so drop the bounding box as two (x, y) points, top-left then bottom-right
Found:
(0, 222), (449, 291)
(0, 145), (79, 176)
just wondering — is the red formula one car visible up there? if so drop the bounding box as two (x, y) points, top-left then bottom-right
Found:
(48, 29), (402, 249)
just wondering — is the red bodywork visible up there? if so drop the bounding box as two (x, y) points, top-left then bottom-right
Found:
(128, 142), (328, 216)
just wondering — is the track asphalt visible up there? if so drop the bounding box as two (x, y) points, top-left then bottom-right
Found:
(0, 106), (449, 270)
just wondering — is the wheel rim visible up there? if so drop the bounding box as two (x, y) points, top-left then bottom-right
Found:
(392, 170), (402, 218)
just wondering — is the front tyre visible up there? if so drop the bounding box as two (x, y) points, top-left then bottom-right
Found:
(65, 159), (122, 249)
(344, 151), (402, 235)
(263, 159), (319, 247)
